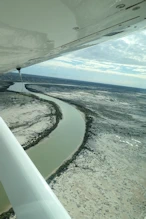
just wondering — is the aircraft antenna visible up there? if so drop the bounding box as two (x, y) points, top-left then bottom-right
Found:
(16, 67), (23, 92)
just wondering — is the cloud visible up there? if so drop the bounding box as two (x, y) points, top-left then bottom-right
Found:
(73, 29), (146, 66)
(39, 56), (146, 79)
(24, 29), (146, 88)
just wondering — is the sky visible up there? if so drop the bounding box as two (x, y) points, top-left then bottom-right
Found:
(23, 29), (146, 89)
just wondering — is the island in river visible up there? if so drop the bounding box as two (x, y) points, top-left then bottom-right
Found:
(0, 91), (62, 150)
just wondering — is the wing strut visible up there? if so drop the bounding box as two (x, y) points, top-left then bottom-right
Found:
(0, 117), (71, 219)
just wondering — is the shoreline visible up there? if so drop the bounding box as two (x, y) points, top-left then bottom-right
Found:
(7, 90), (62, 151)
(47, 108), (92, 184)
(25, 85), (93, 184)
(0, 81), (13, 92)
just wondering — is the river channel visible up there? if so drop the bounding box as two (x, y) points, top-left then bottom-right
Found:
(0, 83), (85, 213)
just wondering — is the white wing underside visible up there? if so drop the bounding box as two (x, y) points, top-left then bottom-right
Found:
(0, 0), (146, 74)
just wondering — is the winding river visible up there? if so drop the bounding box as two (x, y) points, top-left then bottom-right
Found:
(0, 83), (85, 213)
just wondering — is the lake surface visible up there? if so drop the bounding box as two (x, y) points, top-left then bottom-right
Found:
(0, 83), (85, 213)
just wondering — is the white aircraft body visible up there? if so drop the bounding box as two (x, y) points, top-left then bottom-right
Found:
(0, 0), (146, 218)
(0, 0), (146, 74)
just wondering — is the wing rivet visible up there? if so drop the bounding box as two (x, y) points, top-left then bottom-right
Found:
(116, 4), (125, 9)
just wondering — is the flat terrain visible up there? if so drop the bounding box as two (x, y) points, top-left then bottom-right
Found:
(27, 83), (146, 219)
(0, 91), (57, 149)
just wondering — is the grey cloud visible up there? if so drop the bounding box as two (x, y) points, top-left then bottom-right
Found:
(72, 30), (146, 66)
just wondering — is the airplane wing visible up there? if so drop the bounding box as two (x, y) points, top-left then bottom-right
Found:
(0, 0), (146, 74)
